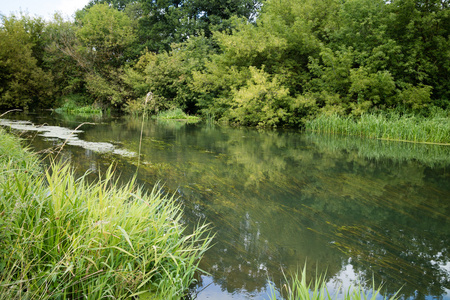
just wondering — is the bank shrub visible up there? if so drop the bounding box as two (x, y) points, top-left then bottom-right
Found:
(0, 129), (212, 299)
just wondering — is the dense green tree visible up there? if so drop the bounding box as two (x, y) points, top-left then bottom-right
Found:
(122, 35), (216, 113)
(385, 0), (450, 105)
(75, 3), (137, 106)
(0, 15), (54, 110)
(190, 0), (326, 124)
(188, 0), (449, 125)
(76, 3), (136, 70)
(44, 13), (87, 98)
(85, 0), (261, 52)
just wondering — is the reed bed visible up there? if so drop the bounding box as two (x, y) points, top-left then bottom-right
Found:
(269, 266), (400, 300)
(155, 108), (201, 122)
(0, 129), (212, 299)
(305, 111), (450, 144)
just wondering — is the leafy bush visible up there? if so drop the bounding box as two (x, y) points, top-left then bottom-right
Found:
(229, 67), (291, 127)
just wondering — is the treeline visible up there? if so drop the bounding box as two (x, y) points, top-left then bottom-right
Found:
(1, 0), (449, 127)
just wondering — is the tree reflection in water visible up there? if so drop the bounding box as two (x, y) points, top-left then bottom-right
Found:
(3, 113), (449, 300)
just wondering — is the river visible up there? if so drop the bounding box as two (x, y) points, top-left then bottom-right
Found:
(1, 111), (449, 300)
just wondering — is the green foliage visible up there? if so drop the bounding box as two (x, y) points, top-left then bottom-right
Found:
(76, 3), (136, 69)
(44, 13), (87, 98)
(73, 4), (137, 106)
(0, 15), (54, 109)
(155, 108), (201, 122)
(306, 110), (450, 144)
(123, 36), (216, 114)
(1, 0), (449, 124)
(397, 84), (433, 113)
(229, 67), (291, 127)
(0, 129), (212, 299)
(55, 94), (102, 115)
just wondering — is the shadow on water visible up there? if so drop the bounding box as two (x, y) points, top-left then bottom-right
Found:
(1, 111), (449, 300)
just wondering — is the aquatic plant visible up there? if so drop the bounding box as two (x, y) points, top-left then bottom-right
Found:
(305, 111), (450, 144)
(0, 129), (212, 299)
(269, 266), (400, 300)
(155, 108), (201, 122)
(55, 95), (103, 115)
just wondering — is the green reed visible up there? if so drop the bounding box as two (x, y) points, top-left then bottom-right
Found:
(155, 108), (201, 122)
(306, 111), (450, 144)
(0, 129), (212, 299)
(268, 265), (400, 300)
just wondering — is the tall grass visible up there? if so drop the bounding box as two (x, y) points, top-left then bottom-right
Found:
(306, 110), (450, 144)
(155, 108), (201, 122)
(269, 266), (400, 300)
(0, 129), (212, 299)
(55, 95), (103, 115)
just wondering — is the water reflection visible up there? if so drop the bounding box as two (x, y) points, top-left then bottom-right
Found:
(1, 112), (449, 300)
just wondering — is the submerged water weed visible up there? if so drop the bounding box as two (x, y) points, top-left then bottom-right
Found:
(0, 129), (212, 299)
(306, 112), (450, 144)
(269, 266), (400, 300)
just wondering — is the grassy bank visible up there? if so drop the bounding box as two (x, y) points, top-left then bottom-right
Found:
(154, 108), (201, 122)
(305, 111), (450, 144)
(55, 95), (103, 115)
(0, 129), (212, 299)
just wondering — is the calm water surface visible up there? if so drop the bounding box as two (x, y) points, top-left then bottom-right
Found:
(2, 112), (450, 300)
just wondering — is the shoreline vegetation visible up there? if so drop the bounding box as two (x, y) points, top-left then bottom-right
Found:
(154, 108), (201, 123)
(54, 96), (104, 116)
(0, 128), (212, 299)
(2, 0), (449, 137)
(305, 110), (450, 145)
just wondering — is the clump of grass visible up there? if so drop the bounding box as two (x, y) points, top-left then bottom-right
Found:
(269, 266), (400, 300)
(306, 110), (450, 144)
(0, 129), (212, 299)
(155, 108), (201, 122)
(55, 95), (103, 115)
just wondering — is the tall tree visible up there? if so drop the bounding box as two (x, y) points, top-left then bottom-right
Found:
(85, 0), (262, 52)
(75, 4), (137, 105)
(0, 15), (54, 110)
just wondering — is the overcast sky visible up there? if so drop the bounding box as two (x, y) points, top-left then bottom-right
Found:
(1, 0), (91, 20)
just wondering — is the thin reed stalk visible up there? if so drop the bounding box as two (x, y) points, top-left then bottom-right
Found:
(138, 92), (152, 171)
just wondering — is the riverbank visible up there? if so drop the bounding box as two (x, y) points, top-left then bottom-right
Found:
(305, 110), (450, 145)
(0, 129), (212, 299)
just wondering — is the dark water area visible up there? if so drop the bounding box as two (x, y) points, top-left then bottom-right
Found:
(1, 111), (450, 300)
